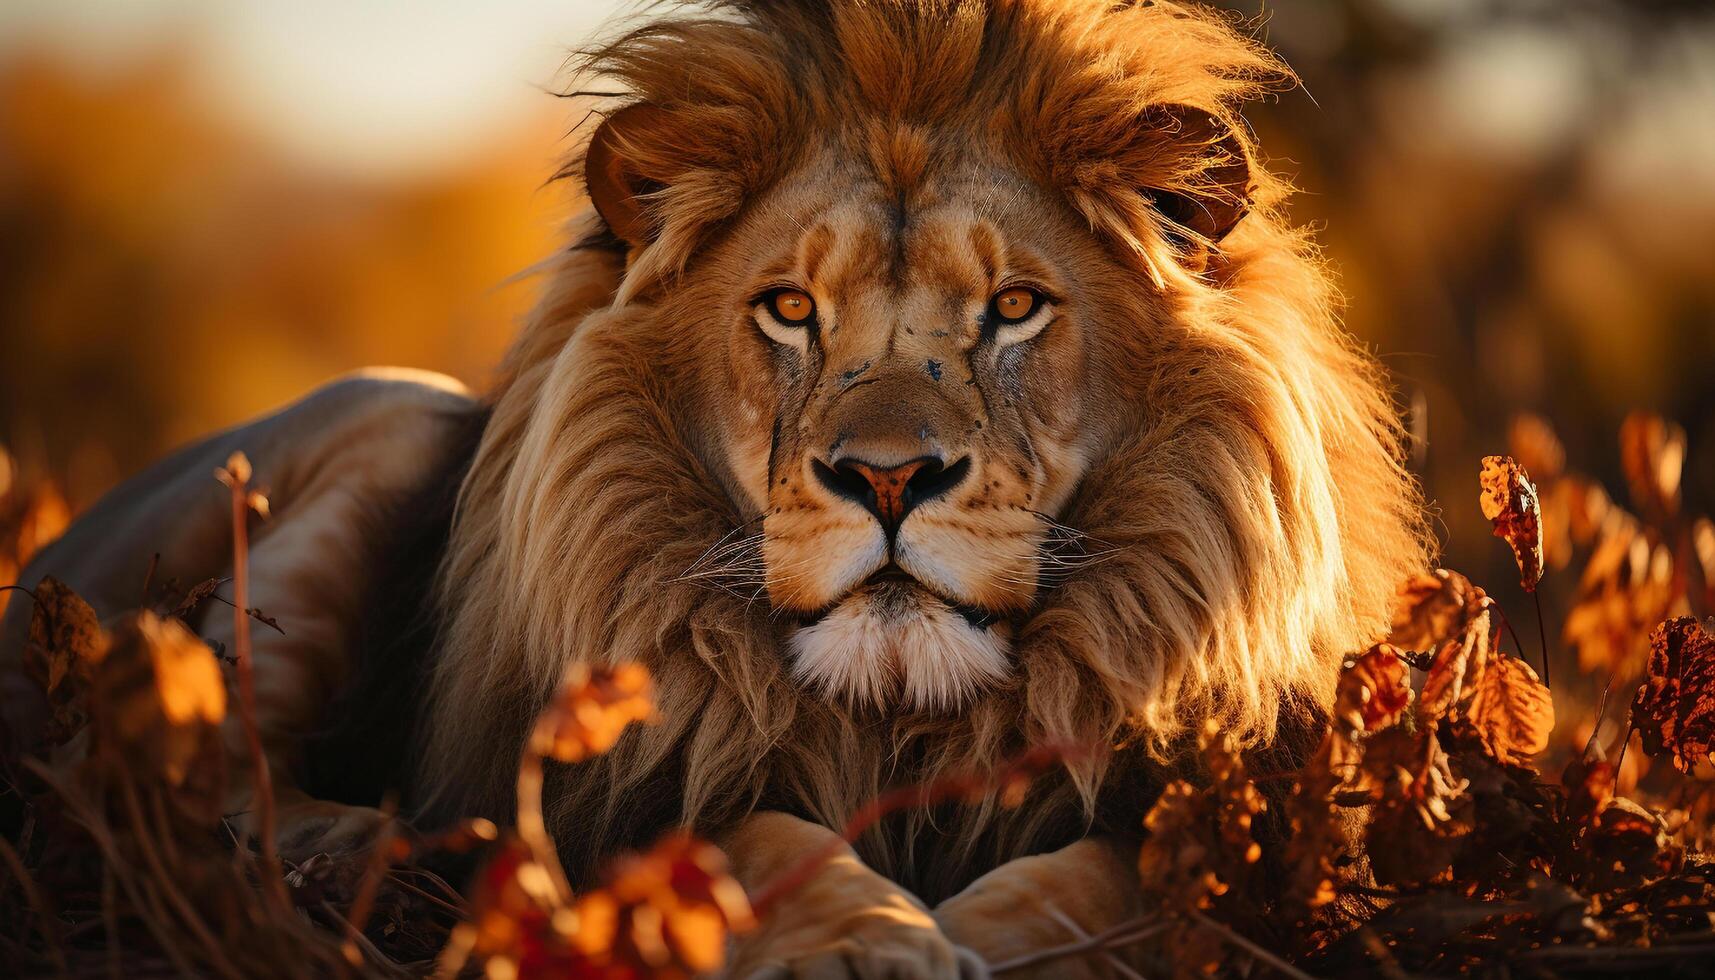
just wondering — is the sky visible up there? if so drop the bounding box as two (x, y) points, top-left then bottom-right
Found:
(0, 0), (631, 177)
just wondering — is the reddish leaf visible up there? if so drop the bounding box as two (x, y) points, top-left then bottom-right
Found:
(1480, 455), (1544, 592)
(1629, 617), (1715, 774)
(1334, 644), (1413, 735)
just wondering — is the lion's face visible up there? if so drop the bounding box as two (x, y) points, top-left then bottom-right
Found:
(428, 2), (1434, 861)
(663, 151), (1155, 710)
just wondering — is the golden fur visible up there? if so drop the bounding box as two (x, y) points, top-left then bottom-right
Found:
(418, 0), (1430, 901)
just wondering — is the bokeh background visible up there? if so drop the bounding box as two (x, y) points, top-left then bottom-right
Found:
(2, 0), (1712, 692)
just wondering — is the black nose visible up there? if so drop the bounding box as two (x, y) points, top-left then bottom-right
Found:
(814, 454), (970, 531)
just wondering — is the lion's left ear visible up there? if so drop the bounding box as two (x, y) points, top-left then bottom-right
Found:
(1136, 105), (1255, 246)
(585, 103), (674, 247)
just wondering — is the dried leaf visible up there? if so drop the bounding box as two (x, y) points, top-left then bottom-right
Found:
(1479, 455), (1544, 592)
(1619, 411), (1685, 520)
(1464, 655), (1554, 766)
(1629, 617), (1715, 774)
(1419, 604), (1494, 726)
(1334, 644), (1413, 735)
(1573, 797), (1682, 892)
(94, 611), (227, 786)
(1139, 780), (1224, 908)
(531, 662), (656, 763)
(1389, 569), (1486, 655)
(24, 575), (107, 743)
(1363, 731), (1472, 887)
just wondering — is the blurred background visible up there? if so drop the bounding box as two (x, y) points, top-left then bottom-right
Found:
(1, 0), (1712, 700)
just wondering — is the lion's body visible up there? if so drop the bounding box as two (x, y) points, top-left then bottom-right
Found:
(3, 1), (1433, 966)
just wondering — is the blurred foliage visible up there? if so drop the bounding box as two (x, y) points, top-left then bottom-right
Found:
(0, 50), (566, 507)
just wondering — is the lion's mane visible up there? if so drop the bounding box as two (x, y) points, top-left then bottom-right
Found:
(417, 0), (1430, 900)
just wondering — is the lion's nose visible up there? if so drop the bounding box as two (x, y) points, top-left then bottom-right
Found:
(815, 454), (970, 531)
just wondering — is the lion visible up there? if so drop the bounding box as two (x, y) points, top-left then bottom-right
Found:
(1, 1), (1431, 976)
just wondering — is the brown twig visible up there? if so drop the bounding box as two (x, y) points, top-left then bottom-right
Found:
(385, 872), (467, 917)
(515, 732), (571, 902)
(217, 454), (290, 917)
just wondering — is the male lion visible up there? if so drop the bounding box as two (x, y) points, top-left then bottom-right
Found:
(2, 1), (1430, 975)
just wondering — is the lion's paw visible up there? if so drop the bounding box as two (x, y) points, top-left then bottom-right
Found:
(731, 904), (988, 979)
(235, 795), (412, 903)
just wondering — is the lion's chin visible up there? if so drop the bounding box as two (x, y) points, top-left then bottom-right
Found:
(787, 577), (1012, 712)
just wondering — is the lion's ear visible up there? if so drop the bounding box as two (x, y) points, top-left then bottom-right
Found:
(1137, 105), (1255, 246)
(585, 103), (673, 247)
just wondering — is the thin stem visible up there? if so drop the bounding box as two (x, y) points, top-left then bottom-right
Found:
(1491, 605), (1527, 664)
(222, 458), (290, 916)
(1531, 589), (1552, 688)
(515, 740), (571, 901)
(1614, 720), (1637, 775)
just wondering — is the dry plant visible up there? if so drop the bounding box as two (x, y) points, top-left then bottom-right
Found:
(3, 413), (1715, 978)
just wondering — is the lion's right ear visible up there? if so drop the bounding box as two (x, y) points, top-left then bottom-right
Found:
(585, 103), (673, 247)
(1135, 104), (1255, 247)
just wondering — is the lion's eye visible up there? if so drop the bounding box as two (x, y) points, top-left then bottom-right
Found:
(768, 289), (816, 325)
(991, 287), (1041, 323)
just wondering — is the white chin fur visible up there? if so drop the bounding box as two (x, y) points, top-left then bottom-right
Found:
(788, 583), (1011, 711)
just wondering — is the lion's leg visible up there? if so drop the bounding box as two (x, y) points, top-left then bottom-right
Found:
(719, 811), (986, 980)
(1, 370), (477, 863)
(933, 838), (1146, 980)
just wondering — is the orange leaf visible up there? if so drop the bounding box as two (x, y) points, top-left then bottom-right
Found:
(1464, 654), (1554, 766)
(1389, 569), (1487, 654)
(1479, 455), (1544, 592)
(1419, 604), (1494, 726)
(1619, 411), (1684, 521)
(94, 612), (227, 786)
(531, 662), (657, 763)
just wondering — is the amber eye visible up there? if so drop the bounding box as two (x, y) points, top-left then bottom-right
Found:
(768, 289), (816, 324)
(991, 286), (1041, 323)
